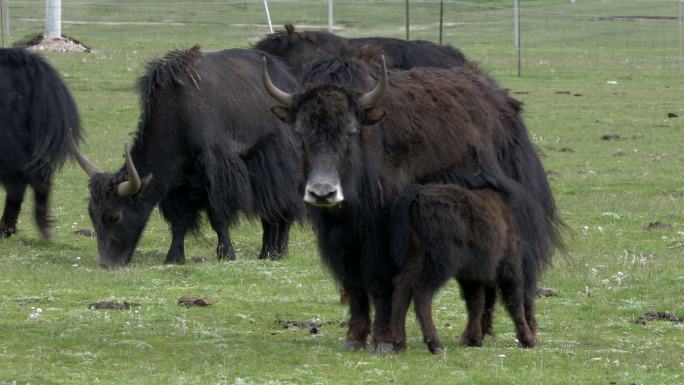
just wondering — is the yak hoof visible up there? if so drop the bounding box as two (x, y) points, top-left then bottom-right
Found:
(459, 335), (483, 347)
(392, 338), (407, 353)
(0, 227), (16, 238)
(517, 337), (537, 349)
(427, 341), (446, 354)
(342, 340), (366, 351)
(370, 341), (394, 355)
(164, 255), (185, 265)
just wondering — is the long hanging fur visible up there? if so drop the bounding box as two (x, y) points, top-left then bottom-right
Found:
(0, 48), (81, 175)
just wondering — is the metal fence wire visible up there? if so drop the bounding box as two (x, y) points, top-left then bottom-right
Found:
(1, 0), (682, 78)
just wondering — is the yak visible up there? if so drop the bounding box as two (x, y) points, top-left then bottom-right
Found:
(389, 184), (535, 353)
(254, 24), (466, 78)
(0, 48), (81, 240)
(262, 52), (562, 352)
(70, 46), (303, 267)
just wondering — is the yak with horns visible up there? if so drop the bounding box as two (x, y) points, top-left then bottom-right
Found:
(0, 48), (81, 240)
(71, 46), (303, 267)
(262, 52), (562, 352)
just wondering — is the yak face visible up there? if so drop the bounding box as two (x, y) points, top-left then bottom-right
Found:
(87, 173), (154, 267)
(264, 55), (388, 208)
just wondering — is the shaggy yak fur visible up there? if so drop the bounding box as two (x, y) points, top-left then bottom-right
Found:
(265, 52), (562, 352)
(80, 46), (302, 267)
(0, 48), (81, 239)
(254, 24), (466, 78)
(389, 184), (536, 353)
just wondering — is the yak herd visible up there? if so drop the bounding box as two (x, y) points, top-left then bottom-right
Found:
(0, 24), (563, 353)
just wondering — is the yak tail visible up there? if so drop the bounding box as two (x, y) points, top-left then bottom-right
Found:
(5, 48), (82, 174)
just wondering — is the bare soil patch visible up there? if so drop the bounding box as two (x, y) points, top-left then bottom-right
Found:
(73, 229), (94, 237)
(646, 221), (673, 230)
(89, 301), (141, 310)
(275, 317), (346, 334)
(177, 296), (214, 308)
(13, 33), (90, 53)
(633, 311), (683, 325)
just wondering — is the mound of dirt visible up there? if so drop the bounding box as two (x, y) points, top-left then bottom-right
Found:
(14, 33), (90, 53)
(633, 311), (683, 325)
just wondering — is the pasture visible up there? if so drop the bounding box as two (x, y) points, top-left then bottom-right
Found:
(1, 0), (683, 384)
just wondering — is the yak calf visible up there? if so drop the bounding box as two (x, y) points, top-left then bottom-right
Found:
(389, 184), (537, 353)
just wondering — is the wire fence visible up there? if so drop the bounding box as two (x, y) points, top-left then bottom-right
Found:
(1, 0), (682, 78)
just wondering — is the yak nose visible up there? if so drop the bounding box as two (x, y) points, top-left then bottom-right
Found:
(304, 181), (344, 206)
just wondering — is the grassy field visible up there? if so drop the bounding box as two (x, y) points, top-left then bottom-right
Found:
(1, 1), (683, 384)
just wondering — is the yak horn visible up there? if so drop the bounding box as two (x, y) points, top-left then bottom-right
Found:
(262, 57), (293, 107)
(68, 128), (102, 177)
(116, 144), (143, 198)
(360, 55), (388, 108)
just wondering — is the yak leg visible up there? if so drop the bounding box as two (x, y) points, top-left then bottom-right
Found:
(414, 290), (444, 354)
(497, 264), (536, 348)
(524, 288), (539, 342)
(159, 188), (202, 265)
(343, 285), (371, 351)
(390, 275), (413, 352)
(481, 285), (497, 338)
(370, 290), (394, 354)
(259, 218), (293, 260)
(30, 175), (52, 240)
(207, 206), (236, 261)
(0, 181), (27, 238)
(458, 280), (486, 347)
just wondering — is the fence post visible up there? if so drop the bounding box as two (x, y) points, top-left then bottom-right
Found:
(514, 0), (521, 77)
(328, 0), (333, 32)
(1, 0), (9, 47)
(263, 0), (273, 33)
(45, 0), (61, 38)
(439, 0), (444, 44)
(679, 0), (682, 67)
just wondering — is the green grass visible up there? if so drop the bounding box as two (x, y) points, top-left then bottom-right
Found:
(1, 1), (684, 384)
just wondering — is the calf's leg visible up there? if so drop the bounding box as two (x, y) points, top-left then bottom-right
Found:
(497, 263), (536, 348)
(481, 285), (497, 338)
(31, 176), (52, 240)
(370, 291), (394, 354)
(458, 280), (486, 347)
(414, 289), (444, 354)
(343, 285), (371, 351)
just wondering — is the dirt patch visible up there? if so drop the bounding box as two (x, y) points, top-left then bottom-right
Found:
(633, 311), (683, 325)
(559, 147), (575, 153)
(73, 229), (94, 237)
(536, 287), (558, 297)
(601, 134), (622, 141)
(646, 221), (672, 230)
(89, 301), (141, 310)
(177, 296), (214, 308)
(14, 33), (90, 53)
(275, 317), (346, 334)
(554, 91), (571, 95)
(667, 112), (678, 118)
(598, 16), (677, 21)
(512, 91), (529, 95)
(191, 256), (208, 264)
(574, 93), (583, 97)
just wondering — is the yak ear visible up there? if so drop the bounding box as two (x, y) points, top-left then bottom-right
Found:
(362, 107), (386, 125)
(271, 105), (290, 122)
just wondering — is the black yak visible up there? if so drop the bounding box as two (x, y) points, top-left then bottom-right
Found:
(70, 46), (303, 267)
(254, 24), (466, 78)
(389, 184), (535, 353)
(262, 52), (562, 352)
(0, 48), (81, 239)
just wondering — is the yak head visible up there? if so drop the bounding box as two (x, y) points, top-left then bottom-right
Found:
(255, 24), (345, 79)
(70, 135), (153, 267)
(263, 56), (388, 208)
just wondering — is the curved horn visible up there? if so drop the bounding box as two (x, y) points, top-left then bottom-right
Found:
(68, 128), (102, 177)
(262, 57), (293, 107)
(360, 55), (388, 108)
(116, 144), (143, 198)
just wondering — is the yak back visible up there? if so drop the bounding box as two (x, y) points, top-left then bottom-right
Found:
(0, 48), (80, 176)
(254, 24), (466, 78)
(128, 46), (299, 224)
(390, 184), (519, 288)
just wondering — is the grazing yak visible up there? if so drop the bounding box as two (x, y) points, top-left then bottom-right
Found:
(0, 48), (81, 240)
(254, 24), (466, 78)
(389, 184), (534, 353)
(70, 46), (303, 267)
(262, 52), (562, 352)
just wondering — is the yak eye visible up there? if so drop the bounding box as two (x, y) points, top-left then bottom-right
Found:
(104, 211), (123, 225)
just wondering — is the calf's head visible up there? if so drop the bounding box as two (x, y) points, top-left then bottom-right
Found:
(263, 56), (388, 208)
(70, 135), (153, 267)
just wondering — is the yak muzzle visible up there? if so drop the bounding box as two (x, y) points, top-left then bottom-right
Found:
(304, 180), (344, 207)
